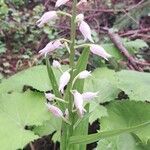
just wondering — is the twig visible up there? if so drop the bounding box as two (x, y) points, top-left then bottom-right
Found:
(107, 29), (143, 71)
(120, 28), (150, 37)
(29, 142), (35, 150)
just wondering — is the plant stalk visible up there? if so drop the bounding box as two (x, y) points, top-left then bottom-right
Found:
(60, 0), (77, 150)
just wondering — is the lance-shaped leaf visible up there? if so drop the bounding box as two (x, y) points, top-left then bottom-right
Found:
(69, 101), (150, 145)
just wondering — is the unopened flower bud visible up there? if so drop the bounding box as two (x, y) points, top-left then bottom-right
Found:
(46, 103), (63, 118)
(79, 21), (94, 43)
(90, 44), (111, 60)
(52, 60), (61, 69)
(36, 11), (58, 27)
(76, 14), (84, 23)
(45, 93), (55, 101)
(72, 90), (86, 118)
(55, 0), (69, 8)
(78, 70), (91, 79)
(59, 71), (70, 93)
(82, 92), (98, 102)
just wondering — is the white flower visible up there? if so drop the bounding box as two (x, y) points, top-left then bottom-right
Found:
(39, 40), (62, 56)
(52, 60), (61, 69)
(45, 93), (55, 101)
(59, 71), (70, 93)
(79, 21), (94, 43)
(78, 70), (91, 79)
(76, 14), (84, 23)
(72, 90), (86, 118)
(90, 44), (111, 60)
(36, 11), (58, 27)
(82, 92), (98, 102)
(46, 103), (63, 118)
(55, 0), (69, 8)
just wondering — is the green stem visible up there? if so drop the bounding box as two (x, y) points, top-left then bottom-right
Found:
(57, 10), (72, 18)
(60, 1), (77, 150)
(75, 43), (91, 49)
(69, 0), (77, 68)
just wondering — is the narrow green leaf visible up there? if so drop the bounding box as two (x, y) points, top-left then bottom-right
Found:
(72, 47), (90, 150)
(69, 121), (150, 145)
(74, 47), (90, 91)
(46, 57), (62, 98)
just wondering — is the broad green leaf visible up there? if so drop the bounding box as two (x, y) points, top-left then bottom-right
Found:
(0, 65), (68, 94)
(89, 102), (108, 124)
(116, 70), (150, 101)
(101, 101), (150, 143)
(91, 68), (150, 101)
(33, 118), (61, 143)
(33, 118), (61, 137)
(84, 78), (120, 103)
(0, 91), (51, 150)
(102, 39), (148, 61)
(97, 133), (150, 150)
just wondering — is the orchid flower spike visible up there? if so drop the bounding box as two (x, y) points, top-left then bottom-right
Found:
(39, 40), (62, 56)
(59, 71), (70, 93)
(55, 0), (69, 8)
(90, 44), (111, 60)
(76, 14), (84, 23)
(82, 92), (99, 102)
(46, 103), (63, 118)
(72, 90), (86, 118)
(79, 20), (94, 43)
(52, 60), (61, 69)
(78, 70), (91, 79)
(36, 11), (58, 27)
(45, 93), (55, 101)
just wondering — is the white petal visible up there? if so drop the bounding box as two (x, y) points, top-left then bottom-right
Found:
(82, 92), (98, 102)
(45, 93), (55, 101)
(72, 90), (85, 117)
(36, 11), (57, 27)
(39, 40), (62, 56)
(46, 103), (63, 118)
(76, 14), (84, 23)
(52, 60), (61, 68)
(90, 44), (111, 60)
(78, 70), (91, 79)
(79, 21), (94, 43)
(55, 0), (69, 8)
(59, 71), (70, 93)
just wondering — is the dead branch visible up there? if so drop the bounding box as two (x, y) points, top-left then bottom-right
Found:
(107, 29), (143, 71)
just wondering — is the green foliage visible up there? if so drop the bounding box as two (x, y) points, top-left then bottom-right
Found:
(89, 68), (150, 102)
(0, 91), (51, 150)
(101, 101), (150, 143)
(97, 133), (150, 150)
(69, 101), (150, 145)
(0, 41), (6, 54)
(0, 65), (68, 93)
(114, 1), (150, 29)
(33, 119), (61, 140)
(102, 39), (148, 61)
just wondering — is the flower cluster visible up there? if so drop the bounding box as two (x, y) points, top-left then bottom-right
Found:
(37, 0), (111, 121)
